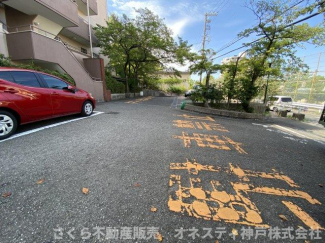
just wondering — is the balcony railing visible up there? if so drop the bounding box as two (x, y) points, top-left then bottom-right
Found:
(6, 25), (101, 81)
(8, 25), (59, 39)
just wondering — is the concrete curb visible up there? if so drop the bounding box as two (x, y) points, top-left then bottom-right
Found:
(184, 104), (265, 119)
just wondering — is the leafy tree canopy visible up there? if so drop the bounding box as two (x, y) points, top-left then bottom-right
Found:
(95, 8), (194, 93)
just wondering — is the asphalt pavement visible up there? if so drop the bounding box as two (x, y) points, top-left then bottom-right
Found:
(0, 96), (324, 243)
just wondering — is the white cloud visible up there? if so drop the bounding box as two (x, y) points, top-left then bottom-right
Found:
(109, 0), (210, 39)
(167, 62), (190, 72)
(168, 18), (191, 38)
(114, 0), (165, 18)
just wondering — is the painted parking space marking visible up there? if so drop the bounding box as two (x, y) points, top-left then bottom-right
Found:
(252, 123), (325, 145)
(273, 125), (308, 138)
(173, 120), (229, 132)
(0, 111), (104, 143)
(173, 132), (247, 154)
(125, 96), (154, 104)
(168, 159), (324, 230)
(171, 97), (179, 109)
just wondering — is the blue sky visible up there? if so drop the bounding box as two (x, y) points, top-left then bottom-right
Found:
(107, 0), (324, 76)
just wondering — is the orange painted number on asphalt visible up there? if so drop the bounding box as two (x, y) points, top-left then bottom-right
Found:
(168, 159), (324, 230)
(173, 132), (247, 154)
(173, 120), (229, 132)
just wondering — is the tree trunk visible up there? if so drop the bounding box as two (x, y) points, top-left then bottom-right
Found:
(205, 71), (211, 87)
(204, 71), (211, 107)
(124, 62), (130, 97)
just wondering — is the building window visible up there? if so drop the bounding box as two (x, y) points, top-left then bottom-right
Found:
(81, 47), (88, 54)
(93, 53), (99, 58)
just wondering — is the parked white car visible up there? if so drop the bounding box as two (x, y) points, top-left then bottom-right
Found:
(268, 96), (293, 112)
(184, 85), (202, 97)
(185, 89), (194, 97)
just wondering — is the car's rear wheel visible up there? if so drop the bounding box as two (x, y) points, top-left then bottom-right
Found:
(273, 107), (278, 112)
(81, 101), (93, 116)
(0, 111), (18, 140)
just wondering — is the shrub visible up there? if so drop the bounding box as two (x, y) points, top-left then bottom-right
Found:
(106, 74), (125, 93)
(0, 54), (75, 85)
(236, 78), (258, 113)
(190, 89), (205, 103)
(129, 78), (142, 93)
(159, 77), (183, 86)
(167, 86), (186, 95)
(203, 85), (223, 104)
(146, 79), (160, 90)
(190, 84), (223, 104)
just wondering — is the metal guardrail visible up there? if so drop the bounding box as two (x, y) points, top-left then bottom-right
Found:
(7, 25), (58, 38)
(292, 102), (324, 111)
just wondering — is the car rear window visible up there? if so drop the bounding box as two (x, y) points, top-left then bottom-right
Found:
(11, 71), (41, 88)
(281, 97), (292, 102)
(0, 71), (14, 82)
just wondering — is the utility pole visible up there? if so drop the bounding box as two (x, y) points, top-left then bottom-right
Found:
(200, 12), (217, 83)
(294, 56), (305, 100)
(309, 52), (322, 101)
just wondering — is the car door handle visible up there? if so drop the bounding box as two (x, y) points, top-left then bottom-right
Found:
(4, 88), (18, 94)
(51, 92), (59, 95)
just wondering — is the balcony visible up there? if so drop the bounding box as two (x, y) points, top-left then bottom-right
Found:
(2, 0), (78, 27)
(5, 27), (105, 100)
(60, 17), (98, 46)
(76, 0), (98, 16)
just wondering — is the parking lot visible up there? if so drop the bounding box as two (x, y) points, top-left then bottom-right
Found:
(0, 97), (324, 242)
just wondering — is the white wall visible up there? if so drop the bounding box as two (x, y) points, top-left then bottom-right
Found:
(33, 15), (63, 38)
(0, 24), (9, 57)
(77, 0), (107, 27)
(0, 4), (7, 25)
(0, 6), (8, 57)
(90, 0), (108, 27)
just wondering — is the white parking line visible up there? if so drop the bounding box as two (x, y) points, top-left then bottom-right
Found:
(253, 122), (325, 145)
(273, 125), (308, 138)
(0, 111), (104, 143)
(171, 97), (178, 109)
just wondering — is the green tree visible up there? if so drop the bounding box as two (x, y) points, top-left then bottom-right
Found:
(236, 0), (325, 111)
(190, 49), (222, 88)
(95, 9), (193, 95)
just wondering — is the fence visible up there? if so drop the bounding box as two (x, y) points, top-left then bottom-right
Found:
(280, 52), (325, 104)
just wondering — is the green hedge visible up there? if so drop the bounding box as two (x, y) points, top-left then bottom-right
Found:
(0, 54), (75, 85)
(106, 74), (125, 93)
(167, 86), (186, 95)
(190, 84), (223, 104)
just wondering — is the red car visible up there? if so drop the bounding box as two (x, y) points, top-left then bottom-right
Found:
(0, 68), (96, 140)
